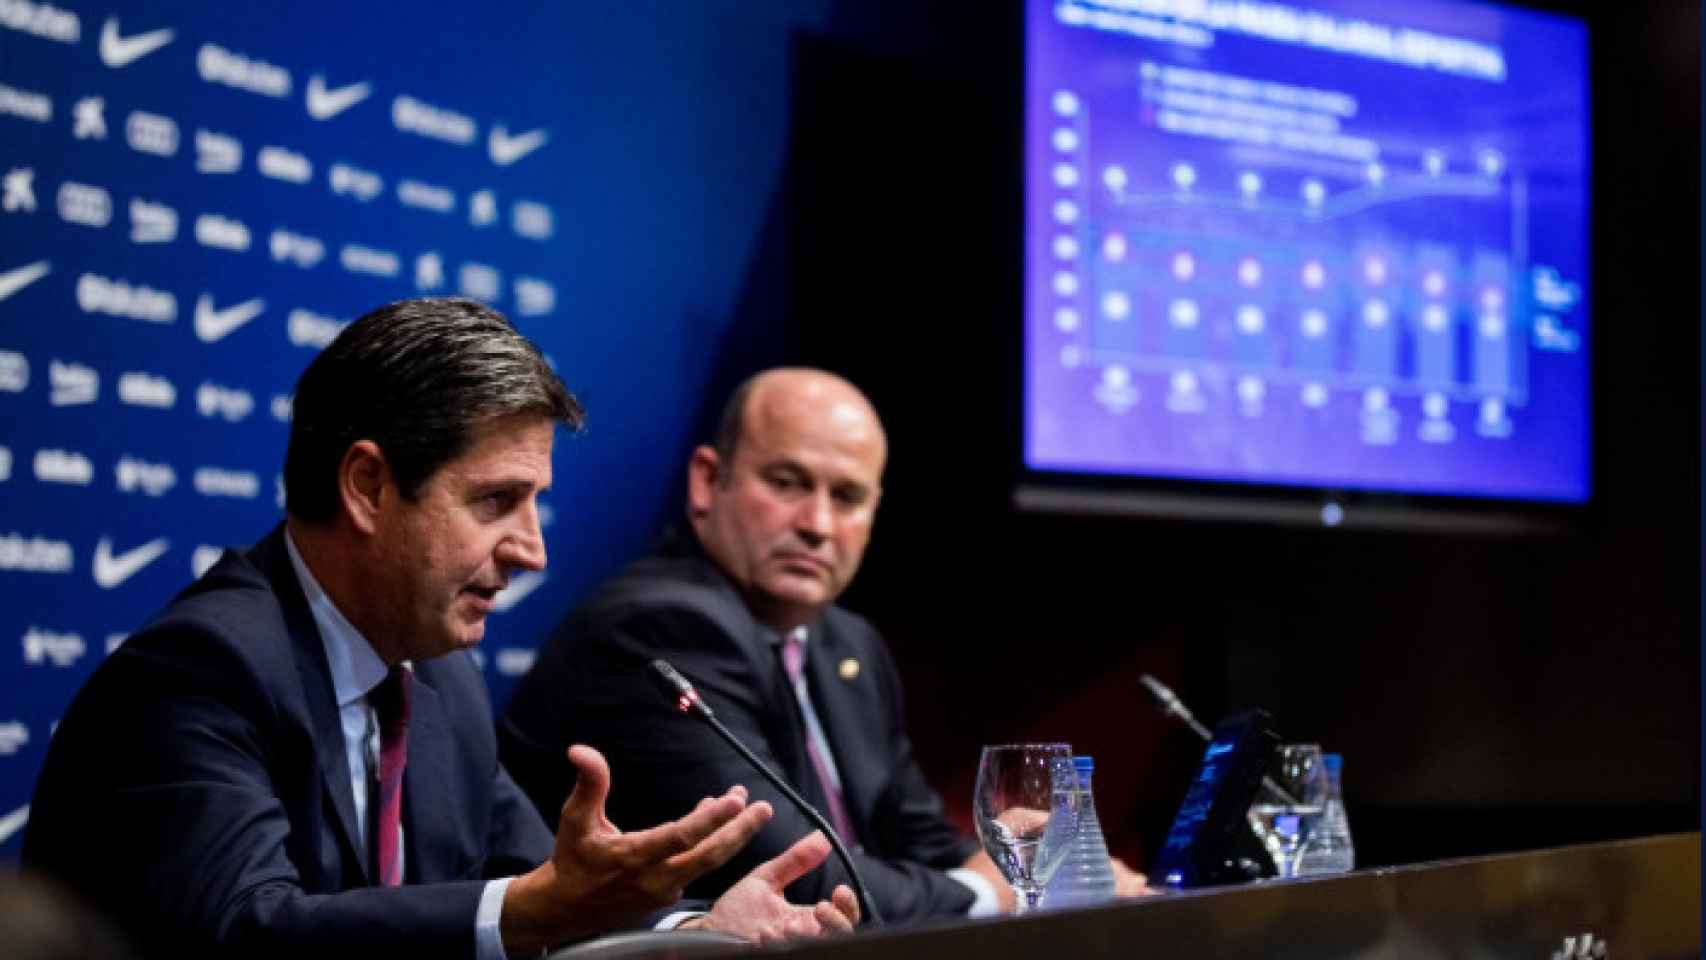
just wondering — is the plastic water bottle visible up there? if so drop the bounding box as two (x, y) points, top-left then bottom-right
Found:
(1295, 753), (1355, 876)
(1041, 755), (1118, 908)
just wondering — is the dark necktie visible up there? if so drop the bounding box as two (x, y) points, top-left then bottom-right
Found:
(779, 634), (857, 843)
(370, 664), (411, 887)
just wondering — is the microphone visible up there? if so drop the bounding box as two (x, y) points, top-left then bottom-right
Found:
(647, 659), (884, 928)
(1140, 673), (1214, 742)
(1140, 673), (1298, 806)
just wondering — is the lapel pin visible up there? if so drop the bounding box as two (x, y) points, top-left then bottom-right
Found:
(839, 658), (860, 680)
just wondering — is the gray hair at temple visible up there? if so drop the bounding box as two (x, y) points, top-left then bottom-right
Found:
(284, 297), (583, 523)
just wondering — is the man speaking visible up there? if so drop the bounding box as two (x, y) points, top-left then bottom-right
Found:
(23, 299), (856, 957)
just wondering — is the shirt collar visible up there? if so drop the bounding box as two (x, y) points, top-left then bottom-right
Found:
(285, 529), (392, 708)
(770, 624), (810, 650)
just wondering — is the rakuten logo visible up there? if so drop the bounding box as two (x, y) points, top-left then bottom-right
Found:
(197, 43), (290, 98)
(392, 95), (475, 145)
(77, 273), (176, 323)
(115, 456), (175, 496)
(196, 382), (253, 422)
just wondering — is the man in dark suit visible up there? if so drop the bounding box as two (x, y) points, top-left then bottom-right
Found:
(500, 369), (1019, 924)
(23, 299), (856, 958)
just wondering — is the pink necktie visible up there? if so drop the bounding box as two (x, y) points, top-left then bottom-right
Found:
(371, 664), (411, 887)
(779, 635), (857, 844)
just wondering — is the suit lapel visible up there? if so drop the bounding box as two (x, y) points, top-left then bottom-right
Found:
(254, 527), (371, 884)
(401, 668), (456, 883)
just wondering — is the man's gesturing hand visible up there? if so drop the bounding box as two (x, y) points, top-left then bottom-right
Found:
(502, 745), (773, 953)
(694, 832), (859, 944)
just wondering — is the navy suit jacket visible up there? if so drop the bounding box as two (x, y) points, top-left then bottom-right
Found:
(499, 534), (978, 924)
(24, 527), (555, 959)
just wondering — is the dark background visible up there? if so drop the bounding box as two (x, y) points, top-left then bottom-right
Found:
(752, 0), (1701, 871)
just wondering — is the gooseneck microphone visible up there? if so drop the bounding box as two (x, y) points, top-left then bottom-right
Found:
(1140, 673), (1298, 806)
(1139, 673), (1215, 742)
(647, 659), (884, 929)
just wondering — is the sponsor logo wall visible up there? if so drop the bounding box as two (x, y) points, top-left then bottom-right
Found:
(0, 0), (782, 857)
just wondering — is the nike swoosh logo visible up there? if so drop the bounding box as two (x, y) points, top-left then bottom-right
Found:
(0, 805), (28, 845)
(492, 571), (545, 613)
(93, 536), (170, 589)
(0, 260), (50, 302)
(306, 74), (372, 121)
(194, 294), (265, 343)
(100, 18), (174, 69)
(488, 125), (548, 167)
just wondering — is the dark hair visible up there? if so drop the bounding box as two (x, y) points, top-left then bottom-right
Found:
(710, 374), (760, 468)
(284, 297), (583, 523)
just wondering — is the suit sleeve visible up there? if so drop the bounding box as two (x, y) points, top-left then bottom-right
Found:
(856, 638), (980, 875)
(504, 607), (976, 925)
(25, 624), (497, 959)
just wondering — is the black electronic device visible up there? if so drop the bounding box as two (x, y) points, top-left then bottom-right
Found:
(1152, 710), (1280, 888)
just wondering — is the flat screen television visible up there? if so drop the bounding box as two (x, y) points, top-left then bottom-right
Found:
(1019, 0), (1590, 529)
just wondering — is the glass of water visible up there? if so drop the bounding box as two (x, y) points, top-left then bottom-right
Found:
(974, 743), (1080, 912)
(1247, 743), (1328, 879)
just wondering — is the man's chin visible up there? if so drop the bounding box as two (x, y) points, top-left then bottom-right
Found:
(761, 577), (834, 611)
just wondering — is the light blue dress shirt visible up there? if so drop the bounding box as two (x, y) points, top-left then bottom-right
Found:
(284, 533), (512, 959)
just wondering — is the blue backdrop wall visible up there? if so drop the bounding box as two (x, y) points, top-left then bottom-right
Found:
(0, 0), (855, 857)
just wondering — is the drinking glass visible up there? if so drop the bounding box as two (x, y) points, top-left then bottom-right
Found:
(1246, 743), (1328, 878)
(973, 743), (1080, 912)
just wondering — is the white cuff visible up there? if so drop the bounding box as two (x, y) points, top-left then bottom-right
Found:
(946, 867), (1002, 918)
(654, 910), (707, 930)
(476, 877), (513, 960)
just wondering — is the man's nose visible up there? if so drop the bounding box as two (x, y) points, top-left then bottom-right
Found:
(499, 507), (548, 571)
(794, 490), (833, 544)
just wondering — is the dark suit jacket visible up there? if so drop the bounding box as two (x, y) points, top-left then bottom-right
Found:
(499, 534), (978, 924)
(23, 527), (555, 959)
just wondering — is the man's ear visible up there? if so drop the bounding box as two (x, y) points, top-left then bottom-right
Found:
(685, 445), (721, 522)
(338, 440), (390, 536)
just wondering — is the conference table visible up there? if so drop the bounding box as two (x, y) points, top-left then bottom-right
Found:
(568, 833), (1700, 960)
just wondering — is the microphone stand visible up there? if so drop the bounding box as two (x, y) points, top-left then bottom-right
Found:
(649, 660), (885, 928)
